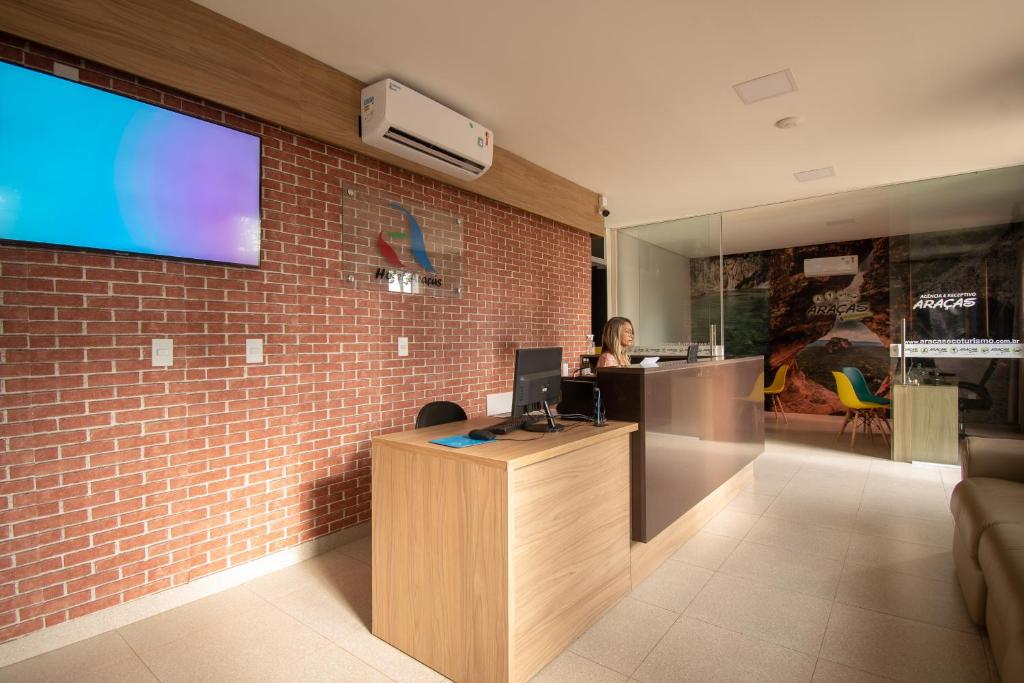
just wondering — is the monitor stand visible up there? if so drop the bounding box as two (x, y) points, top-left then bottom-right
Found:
(523, 400), (564, 433)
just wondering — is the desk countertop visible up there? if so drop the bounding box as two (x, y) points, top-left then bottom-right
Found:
(597, 356), (763, 374)
(372, 417), (638, 471)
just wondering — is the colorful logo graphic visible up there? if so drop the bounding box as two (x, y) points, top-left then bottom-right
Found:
(377, 202), (436, 273)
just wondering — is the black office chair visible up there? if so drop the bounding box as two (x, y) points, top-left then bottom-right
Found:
(959, 360), (997, 414)
(415, 401), (467, 428)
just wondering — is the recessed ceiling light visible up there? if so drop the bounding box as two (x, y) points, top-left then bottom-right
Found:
(733, 69), (798, 105)
(775, 116), (801, 129)
(794, 166), (835, 182)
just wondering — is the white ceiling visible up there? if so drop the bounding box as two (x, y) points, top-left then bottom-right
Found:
(195, 0), (1024, 238)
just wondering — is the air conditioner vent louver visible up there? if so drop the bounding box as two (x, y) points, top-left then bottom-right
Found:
(360, 79), (493, 181)
(383, 127), (487, 174)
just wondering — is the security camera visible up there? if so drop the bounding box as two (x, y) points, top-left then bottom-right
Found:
(599, 195), (610, 218)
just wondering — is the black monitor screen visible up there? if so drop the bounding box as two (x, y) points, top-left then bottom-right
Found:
(511, 347), (562, 417)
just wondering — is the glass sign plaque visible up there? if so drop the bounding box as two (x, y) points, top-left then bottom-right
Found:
(341, 184), (463, 297)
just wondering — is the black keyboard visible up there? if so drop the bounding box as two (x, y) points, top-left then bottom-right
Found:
(487, 414), (538, 434)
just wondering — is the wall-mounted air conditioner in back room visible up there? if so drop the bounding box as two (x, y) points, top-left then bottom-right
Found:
(804, 255), (858, 277)
(359, 79), (494, 181)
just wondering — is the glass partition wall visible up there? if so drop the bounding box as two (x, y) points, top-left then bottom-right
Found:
(889, 168), (1024, 439)
(615, 214), (722, 358)
(613, 165), (1024, 450)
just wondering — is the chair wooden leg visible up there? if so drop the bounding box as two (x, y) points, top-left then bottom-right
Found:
(872, 411), (890, 446)
(770, 395), (786, 421)
(837, 410), (853, 441)
(851, 409), (860, 447)
(879, 411), (892, 435)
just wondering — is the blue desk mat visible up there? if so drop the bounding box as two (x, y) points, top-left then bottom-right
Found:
(430, 435), (493, 448)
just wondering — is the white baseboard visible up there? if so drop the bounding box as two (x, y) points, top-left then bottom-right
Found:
(0, 522), (371, 668)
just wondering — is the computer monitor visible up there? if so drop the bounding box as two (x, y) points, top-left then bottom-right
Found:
(511, 347), (564, 432)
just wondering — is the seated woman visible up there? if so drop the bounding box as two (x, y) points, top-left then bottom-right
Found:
(597, 317), (635, 368)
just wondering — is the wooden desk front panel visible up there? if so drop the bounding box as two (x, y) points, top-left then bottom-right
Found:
(371, 443), (509, 682)
(511, 434), (631, 681)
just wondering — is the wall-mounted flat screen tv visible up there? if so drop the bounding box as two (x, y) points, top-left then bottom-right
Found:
(0, 61), (261, 266)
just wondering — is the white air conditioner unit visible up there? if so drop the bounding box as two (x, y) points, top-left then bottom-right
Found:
(804, 255), (858, 277)
(359, 79), (493, 181)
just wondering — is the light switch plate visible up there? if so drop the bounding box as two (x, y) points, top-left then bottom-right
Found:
(397, 337), (409, 357)
(245, 338), (263, 363)
(53, 62), (80, 81)
(152, 339), (173, 367)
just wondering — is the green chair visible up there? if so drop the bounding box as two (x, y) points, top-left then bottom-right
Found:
(841, 367), (890, 406)
(841, 367), (891, 439)
(832, 371), (889, 447)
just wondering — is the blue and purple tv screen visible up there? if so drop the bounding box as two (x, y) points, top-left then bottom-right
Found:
(0, 61), (261, 266)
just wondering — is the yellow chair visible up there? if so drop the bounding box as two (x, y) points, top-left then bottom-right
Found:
(832, 371), (889, 447)
(764, 364), (789, 423)
(744, 372), (765, 403)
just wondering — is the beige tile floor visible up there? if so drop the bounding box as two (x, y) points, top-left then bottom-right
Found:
(1, 414), (998, 682)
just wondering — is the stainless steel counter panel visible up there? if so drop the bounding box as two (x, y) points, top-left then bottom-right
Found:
(598, 357), (765, 542)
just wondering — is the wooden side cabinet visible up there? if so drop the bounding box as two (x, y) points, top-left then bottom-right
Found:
(893, 384), (959, 465)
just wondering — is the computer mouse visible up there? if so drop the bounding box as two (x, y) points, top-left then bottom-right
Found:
(467, 429), (496, 441)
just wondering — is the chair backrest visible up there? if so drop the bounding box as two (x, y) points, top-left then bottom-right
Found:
(832, 371), (877, 410)
(765, 364), (789, 392)
(842, 367), (874, 402)
(687, 345), (698, 363)
(745, 372), (765, 402)
(415, 401), (467, 429)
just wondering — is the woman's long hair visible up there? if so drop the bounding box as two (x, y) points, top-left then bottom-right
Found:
(601, 317), (633, 367)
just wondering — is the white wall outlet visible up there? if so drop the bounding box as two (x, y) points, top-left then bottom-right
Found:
(486, 391), (513, 416)
(245, 338), (264, 363)
(152, 339), (173, 367)
(397, 336), (409, 357)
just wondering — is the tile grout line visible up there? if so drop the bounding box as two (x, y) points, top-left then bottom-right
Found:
(829, 587), (982, 636)
(737, 524), (854, 561)
(816, 653), (905, 682)
(625, 609), (685, 681)
(565, 443), (965, 681)
(113, 628), (166, 683)
(619, 476), (777, 681)
(114, 584), (269, 665)
(679, 610), (821, 665)
(248, 553), (401, 682)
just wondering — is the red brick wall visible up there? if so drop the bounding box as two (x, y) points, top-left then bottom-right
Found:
(0, 36), (591, 644)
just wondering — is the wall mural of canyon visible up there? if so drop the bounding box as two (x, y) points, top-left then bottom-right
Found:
(693, 238), (889, 415)
(693, 224), (1021, 424)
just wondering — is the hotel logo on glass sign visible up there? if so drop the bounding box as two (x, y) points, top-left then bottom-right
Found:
(340, 185), (462, 297)
(375, 202), (443, 289)
(378, 203), (433, 272)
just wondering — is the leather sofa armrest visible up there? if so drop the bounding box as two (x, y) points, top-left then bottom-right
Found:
(962, 437), (1024, 483)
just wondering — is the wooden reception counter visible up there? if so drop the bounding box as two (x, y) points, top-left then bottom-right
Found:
(371, 357), (766, 681)
(371, 418), (638, 683)
(598, 356), (766, 542)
